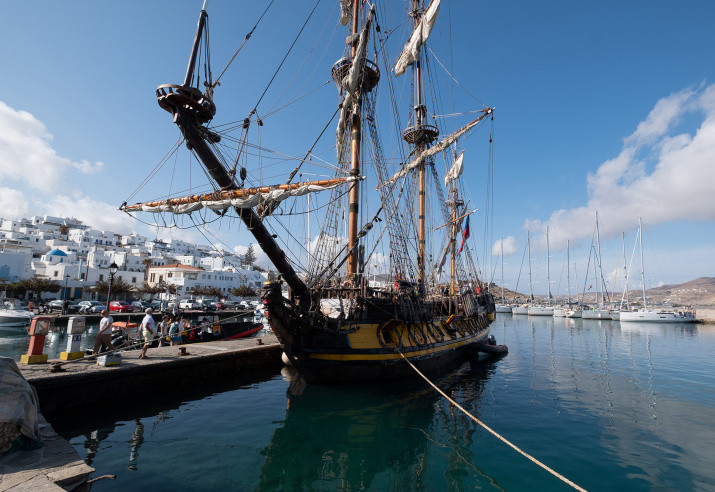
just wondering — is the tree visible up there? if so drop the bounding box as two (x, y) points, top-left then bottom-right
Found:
(92, 278), (134, 300)
(156, 281), (178, 296)
(58, 224), (70, 236)
(241, 244), (257, 268)
(139, 282), (160, 295)
(142, 258), (154, 281)
(230, 285), (256, 297)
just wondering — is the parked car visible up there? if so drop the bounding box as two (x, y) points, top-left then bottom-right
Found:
(131, 301), (151, 311)
(179, 299), (198, 310)
(196, 299), (216, 311)
(78, 300), (104, 314)
(109, 301), (134, 313)
(211, 301), (227, 310)
(47, 299), (80, 313)
(222, 301), (240, 310)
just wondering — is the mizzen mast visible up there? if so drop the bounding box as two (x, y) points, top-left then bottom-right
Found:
(156, 3), (309, 302)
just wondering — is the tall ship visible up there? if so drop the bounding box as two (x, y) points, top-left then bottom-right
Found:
(122, 0), (496, 383)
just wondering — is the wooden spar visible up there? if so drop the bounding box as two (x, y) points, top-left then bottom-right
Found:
(413, 0), (426, 286)
(346, 0), (361, 279)
(431, 208), (477, 231)
(157, 6), (309, 303)
(120, 177), (358, 212)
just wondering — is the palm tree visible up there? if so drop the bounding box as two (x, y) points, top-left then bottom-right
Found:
(142, 258), (154, 282)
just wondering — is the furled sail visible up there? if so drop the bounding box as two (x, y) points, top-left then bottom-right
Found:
(335, 6), (375, 157)
(121, 177), (361, 215)
(444, 151), (464, 186)
(394, 0), (441, 77)
(339, 0), (351, 26)
(378, 109), (492, 189)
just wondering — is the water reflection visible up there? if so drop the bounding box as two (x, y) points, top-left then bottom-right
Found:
(259, 358), (503, 490)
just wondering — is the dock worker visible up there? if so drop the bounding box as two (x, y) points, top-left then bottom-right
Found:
(94, 309), (116, 354)
(139, 308), (155, 359)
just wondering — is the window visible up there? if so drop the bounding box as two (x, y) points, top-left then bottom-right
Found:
(132, 277), (137, 283)
(81, 273), (85, 280)
(54, 271), (58, 277)
(99, 274), (104, 281)
(150, 273), (155, 282)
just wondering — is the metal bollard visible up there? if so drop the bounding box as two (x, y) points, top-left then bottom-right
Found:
(60, 316), (86, 360)
(20, 317), (52, 364)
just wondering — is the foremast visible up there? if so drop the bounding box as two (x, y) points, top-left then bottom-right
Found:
(157, 3), (309, 303)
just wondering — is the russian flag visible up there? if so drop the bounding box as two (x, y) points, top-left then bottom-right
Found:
(458, 216), (470, 254)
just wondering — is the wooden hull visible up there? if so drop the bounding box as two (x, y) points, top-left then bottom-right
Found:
(265, 301), (492, 384)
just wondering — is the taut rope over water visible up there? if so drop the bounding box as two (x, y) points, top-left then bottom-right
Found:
(398, 351), (588, 492)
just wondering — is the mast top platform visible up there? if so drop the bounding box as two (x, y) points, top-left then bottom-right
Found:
(156, 84), (216, 125)
(402, 124), (439, 145)
(331, 57), (380, 93)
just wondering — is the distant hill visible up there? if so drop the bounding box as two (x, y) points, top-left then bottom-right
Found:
(490, 277), (715, 307)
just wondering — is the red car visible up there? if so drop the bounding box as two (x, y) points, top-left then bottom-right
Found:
(109, 301), (134, 313)
(212, 301), (226, 310)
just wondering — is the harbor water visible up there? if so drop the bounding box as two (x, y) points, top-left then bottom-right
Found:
(7, 314), (715, 490)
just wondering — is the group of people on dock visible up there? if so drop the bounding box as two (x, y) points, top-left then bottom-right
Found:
(93, 309), (217, 358)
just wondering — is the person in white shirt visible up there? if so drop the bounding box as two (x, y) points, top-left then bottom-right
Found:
(139, 308), (156, 359)
(94, 310), (115, 354)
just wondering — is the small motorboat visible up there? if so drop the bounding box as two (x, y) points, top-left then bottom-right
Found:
(0, 299), (34, 331)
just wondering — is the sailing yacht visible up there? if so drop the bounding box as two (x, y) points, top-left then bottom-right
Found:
(553, 240), (580, 317)
(620, 219), (695, 323)
(528, 227), (554, 316)
(512, 232), (533, 315)
(495, 237), (512, 313)
(582, 212), (611, 320)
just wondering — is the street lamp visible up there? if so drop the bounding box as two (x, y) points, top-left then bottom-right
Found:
(64, 275), (70, 301)
(106, 262), (119, 310)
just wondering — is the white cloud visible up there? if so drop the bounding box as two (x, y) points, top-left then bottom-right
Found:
(0, 187), (29, 220)
(528, 84), (715, 249)
(46, 194), (136, 234)
(0, 101), (104, 191)
(491, 236), (517, 257)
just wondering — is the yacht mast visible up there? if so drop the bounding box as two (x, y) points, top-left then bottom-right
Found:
(638, 217), (647, 308)
(567, 239), (571, 308)
(501, 237), (505, 304)
(595, 211), (603, 307)
(527, 231), (533, 303)
(622, 231), (629, 308)
(546, 226), (551, 306)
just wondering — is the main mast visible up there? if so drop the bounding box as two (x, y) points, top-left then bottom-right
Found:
(546, 226), (551, 306)
(157, 3), (309, 301)
(345, 0), (362, 280)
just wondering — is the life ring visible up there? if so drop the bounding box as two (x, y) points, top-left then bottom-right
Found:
(377, 320), (403, 350)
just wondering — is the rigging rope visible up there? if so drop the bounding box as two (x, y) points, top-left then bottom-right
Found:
(212, 0), (277, 88)
(398, 351), (588, 492)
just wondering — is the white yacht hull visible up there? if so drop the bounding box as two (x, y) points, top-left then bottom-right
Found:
(512, 306), (529, 315)
(565, 309), (582, 318)
(528, 306), (554, 316)
(552, 306), (566, 317)
(620, 310), (696, 323)
(582, 309), (611, 320)
(495, 304), (512, 313)
(0, 311), (33, 329)
(610, 311), (621, 321)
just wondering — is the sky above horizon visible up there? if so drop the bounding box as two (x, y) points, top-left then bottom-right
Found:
(1, 0), (714, 295)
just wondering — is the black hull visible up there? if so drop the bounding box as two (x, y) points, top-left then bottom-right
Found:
(263, 286), (495, 384)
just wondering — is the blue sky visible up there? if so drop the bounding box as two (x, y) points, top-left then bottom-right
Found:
(1, 0), (714, 294)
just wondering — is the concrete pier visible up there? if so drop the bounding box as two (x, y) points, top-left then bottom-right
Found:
(19, 335), (282, 415)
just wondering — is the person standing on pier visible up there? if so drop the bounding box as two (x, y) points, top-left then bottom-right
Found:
(139, 308), (155, 359)
(94, 310), (115, 354)
(157, 315), (170, 347)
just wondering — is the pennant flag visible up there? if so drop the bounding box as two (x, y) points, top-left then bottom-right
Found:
(458, 215), (470, 253)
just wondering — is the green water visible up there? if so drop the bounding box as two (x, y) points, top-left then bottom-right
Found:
(42, 316), (715, 490)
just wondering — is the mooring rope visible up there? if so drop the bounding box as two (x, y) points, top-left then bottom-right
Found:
(398, 352), (587, 492)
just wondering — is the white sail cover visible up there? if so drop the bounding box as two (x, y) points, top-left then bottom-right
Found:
(378, 110), (491, 189)
(394, 0), (441, 77)
(339, 0), (351, 26)
(137, 179), (357, 215)
(444, 151), (464, 186)
(336, 7), (374, 157)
